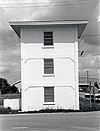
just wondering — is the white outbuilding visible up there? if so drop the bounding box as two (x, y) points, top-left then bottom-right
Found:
(10, 20), (87, 111)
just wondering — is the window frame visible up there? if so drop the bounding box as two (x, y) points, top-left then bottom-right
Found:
(43, 31), (54, 47)
(44, 87), (55, 103)
(44, 58), (54, 75)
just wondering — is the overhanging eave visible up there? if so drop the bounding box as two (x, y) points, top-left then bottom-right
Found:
(9, 20), (88, 38)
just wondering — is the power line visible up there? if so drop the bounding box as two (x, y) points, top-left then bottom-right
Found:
(79, 35), (100, 44)
(84, 35), (100, 37)
(0, 0), (99, 8)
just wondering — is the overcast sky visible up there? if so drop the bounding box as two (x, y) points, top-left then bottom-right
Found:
(0, 0), (100, 85)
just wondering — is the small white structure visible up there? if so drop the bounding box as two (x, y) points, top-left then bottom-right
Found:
(10, 20), (87, 111)
(4, 99), (19, 110)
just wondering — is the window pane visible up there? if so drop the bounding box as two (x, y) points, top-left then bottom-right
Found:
(44, 40), (53, 46)
(44, 59), (54, 74)
(44, 32), (53, 46)
(44, 36), (53, 38)
(44, 67), (54, 74)
(44, 32), (53, 35)
(44, 87), (54, 102)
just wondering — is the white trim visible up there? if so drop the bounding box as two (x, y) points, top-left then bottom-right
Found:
(42, 46), (54, 49)
(43, 74), (55, 77)
(43, 103), (55, 105)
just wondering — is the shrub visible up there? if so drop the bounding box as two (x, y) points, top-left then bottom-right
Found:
(0, 107), (11, 114)
(0, 107), (18, 114)
(79, 97), (100, 111)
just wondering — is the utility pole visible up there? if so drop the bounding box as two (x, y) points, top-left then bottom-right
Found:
(89, 81), (92, 109)
(1, 78), (3, 94)
(87, 71), (89, 90)
(93, 83), (96, 104)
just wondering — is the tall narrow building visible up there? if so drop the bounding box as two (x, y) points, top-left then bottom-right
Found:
(10, 20), (87, 111)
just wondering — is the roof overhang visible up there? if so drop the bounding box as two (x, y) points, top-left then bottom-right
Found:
(9, 20), (88, 38)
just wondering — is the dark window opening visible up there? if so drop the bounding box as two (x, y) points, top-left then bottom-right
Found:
(44, 32), (53, 46)
(44, 59), (54, 74)
(44, 87), (54, 102)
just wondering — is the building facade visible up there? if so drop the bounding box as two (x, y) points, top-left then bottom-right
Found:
(10, 20), (87, 111)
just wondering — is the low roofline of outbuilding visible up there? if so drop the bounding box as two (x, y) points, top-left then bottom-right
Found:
(9, 20), (88, 38)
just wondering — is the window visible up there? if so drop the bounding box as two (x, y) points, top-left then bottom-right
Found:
(44, 32), (53, 46)
(44, 59), (54, 74)
(44, 87), (54, 102)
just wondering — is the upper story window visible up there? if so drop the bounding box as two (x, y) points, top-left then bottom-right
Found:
(44, 32), (53, 46)
(44, 59), (54, 74)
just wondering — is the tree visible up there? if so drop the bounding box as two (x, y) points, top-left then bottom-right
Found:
(10, 85), (19, 93)
(0, 78), (19, 94)
(94, 82), (99, 89)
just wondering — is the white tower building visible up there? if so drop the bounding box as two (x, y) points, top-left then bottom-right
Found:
(10, 20), (87, 111)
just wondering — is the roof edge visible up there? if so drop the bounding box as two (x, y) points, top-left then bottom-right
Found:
(9, 20), (88, 38)
(9, 20), (88, 26)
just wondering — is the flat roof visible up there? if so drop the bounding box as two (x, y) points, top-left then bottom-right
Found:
(9, 20), (88, 38)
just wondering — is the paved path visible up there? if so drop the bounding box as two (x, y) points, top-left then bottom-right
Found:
(0, 111), (100, 131)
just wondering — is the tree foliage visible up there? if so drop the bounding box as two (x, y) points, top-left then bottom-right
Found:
(94, 82), (99, 89)
(0, 78), (19, 94)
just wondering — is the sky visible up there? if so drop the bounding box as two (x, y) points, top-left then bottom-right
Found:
(0, 0), (100, 86)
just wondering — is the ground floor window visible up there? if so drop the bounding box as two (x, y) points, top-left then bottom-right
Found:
(44, 87), (54, 102)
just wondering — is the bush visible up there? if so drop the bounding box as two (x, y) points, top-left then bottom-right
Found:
(0, 107), (18, 114)
(79, 97), (90, 111)
(0, 107), (11, 114)
(18, 108), (80, 114)
(91, 103), (100, 111)
(79, 97), (100, 111)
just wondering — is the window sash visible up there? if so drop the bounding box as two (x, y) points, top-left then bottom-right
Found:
(44, 32), (53, 46)
(44, 59), (54, 74)
(44, 32), (53, 35)
(44, 87), (54, 102)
